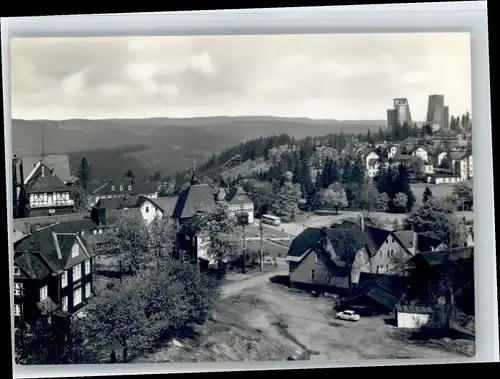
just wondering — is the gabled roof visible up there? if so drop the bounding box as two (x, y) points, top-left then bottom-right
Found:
(416, 233), (443, 253)
(286, 225), (371, 265)
(138, 196), (178, 217)
(334, 221), (377, 257)
(95, 197), (128, 210)
(392, 230), (415, 251)
(173, 183), (217, 220)
(24, 162), (69, 194)
(416, 247), (473, 266)
(225, 187), (253, 205)
(449, 151), (468, 161)
(22, 155), (73, 184)
(13, 212), (90, 233)
(363, 225), (391, 251)
(106, 208), (144, 225)
(14, 227), (91, 277)
(14, 251), (52, 280)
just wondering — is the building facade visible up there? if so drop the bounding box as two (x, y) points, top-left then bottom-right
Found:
(426, 94), (450, 132)
(387, 98), (413, 131)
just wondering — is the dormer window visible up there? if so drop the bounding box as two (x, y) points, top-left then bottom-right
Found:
(120, 185), (124, 191)
(111, 186), (115, 191)
(71, 243), (79, 258)
(93, 229), (97, 235)
(128, 185), (132, 191)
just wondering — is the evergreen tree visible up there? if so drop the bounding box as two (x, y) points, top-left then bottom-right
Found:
(377, 127), (385, 141)
(366, 129), (373, 143)
(402, 122), (411, 140)
(422, 187), (433, 203)
(76, 158), (92, 189)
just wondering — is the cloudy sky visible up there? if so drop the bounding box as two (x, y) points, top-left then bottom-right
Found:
(11, 33), (471, 121)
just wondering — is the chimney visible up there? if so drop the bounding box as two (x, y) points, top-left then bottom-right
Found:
(51, 167), (55, 176)
(359, 215), (365, 232)
(41, 165), (45, 177)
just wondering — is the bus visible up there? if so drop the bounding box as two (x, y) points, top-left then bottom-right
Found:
(261, 214), (281, 226)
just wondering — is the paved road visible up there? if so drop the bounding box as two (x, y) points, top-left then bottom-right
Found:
(220, 260), (288, 299)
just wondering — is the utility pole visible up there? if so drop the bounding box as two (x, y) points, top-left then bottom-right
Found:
(242, 223), (247, 274)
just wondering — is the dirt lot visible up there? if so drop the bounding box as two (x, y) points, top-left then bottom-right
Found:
(139, 281), (472, 363)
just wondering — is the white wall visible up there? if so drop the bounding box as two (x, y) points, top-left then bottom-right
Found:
(396, 312), (430, 329)
(139, 199), (163, 225)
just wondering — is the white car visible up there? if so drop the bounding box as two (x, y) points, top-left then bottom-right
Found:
(335, 310), (360, 322)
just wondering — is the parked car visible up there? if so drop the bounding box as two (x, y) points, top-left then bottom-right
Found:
(335, 310), (360, 322)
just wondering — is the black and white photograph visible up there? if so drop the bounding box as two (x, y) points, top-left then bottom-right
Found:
(9, 30), (478, 366)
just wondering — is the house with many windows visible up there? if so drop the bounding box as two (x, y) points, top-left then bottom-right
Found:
(224, 187), (254, 225)
(86, 178), (159, 209)
(21, 161), (75, 217)
(13, 225), (94, 327)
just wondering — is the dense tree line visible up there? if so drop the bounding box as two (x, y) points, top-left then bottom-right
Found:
(373, 164), (416, 213)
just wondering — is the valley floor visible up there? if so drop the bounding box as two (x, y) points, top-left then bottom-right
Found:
(138, 280), (474, 364)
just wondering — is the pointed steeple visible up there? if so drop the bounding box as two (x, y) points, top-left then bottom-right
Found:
(190, 156), (199, 185)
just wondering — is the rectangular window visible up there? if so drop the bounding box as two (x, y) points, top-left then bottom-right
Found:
(62, 296), (68, 312)
(40, 285), (48, 301)
(14, 304), (21, 317)
(378, 251), (383, 258)
(315, 253), (321, 264)
(85, 282), (91, 298)
(310, 270), (316, 281)
(71, 243), (79, 258)
(73, 264), (82, 281)
(85, 260), (91, 275)
(14, 266), (21, 276)
(73, 287), (82, 306)
(14, 282), (23, 296)
(146, 206), (150, 213)
(61, 271), (68, 288)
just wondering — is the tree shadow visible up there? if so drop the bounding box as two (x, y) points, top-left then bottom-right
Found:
(269, 275), (290, 286)
(383, 317), (396, 327)
(410, 326), (475, 342)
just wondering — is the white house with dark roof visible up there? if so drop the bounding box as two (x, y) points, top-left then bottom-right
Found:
(23, 161), (74, 217)
(225, 187), (254, 224)
(136, 195), (178, 225)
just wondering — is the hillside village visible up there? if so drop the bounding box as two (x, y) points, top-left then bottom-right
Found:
(11, 113), (475, 364)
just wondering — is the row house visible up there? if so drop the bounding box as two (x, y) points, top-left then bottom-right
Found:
(285, 217), (446, 294)
(22, 161), (75, 217)
(13, 225), (94, 327)
(86, 178), (159, 209)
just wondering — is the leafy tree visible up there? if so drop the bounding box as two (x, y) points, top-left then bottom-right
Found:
(148, 218), (180, 266)
(377, 192), (390, 211)
(76, 158), (92, 189)
(15, 319), (87, 364)
(356, 183), (379, 212)
(317, 183), (348, 214)
(103, 214), (150, 277)
(76, 260), (218, 363)
(197, 202), (244, 270)
(70, 184), (87, 211)
(422, 187), (433, 203)
(403, 197), (467, 247)
(272, 181), (303, 221)
(452, 181), (473, 211)
(241, 179), (274, 216)
(422, 123), (433, 136)
(392, 192), (408, 213)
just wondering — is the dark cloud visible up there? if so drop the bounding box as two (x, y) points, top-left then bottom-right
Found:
(11, 33), (471, 120)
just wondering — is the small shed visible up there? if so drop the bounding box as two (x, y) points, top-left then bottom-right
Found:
(395, 305), (433, 329)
